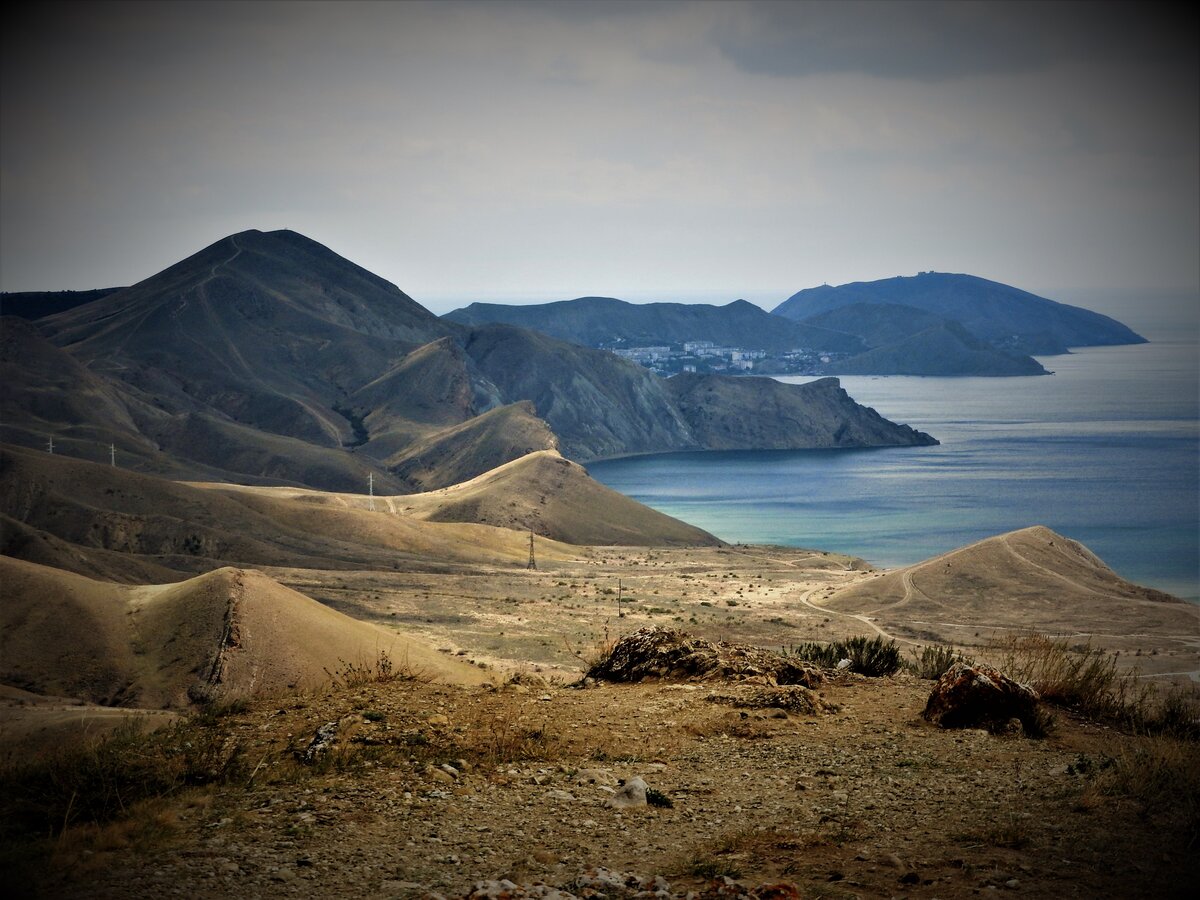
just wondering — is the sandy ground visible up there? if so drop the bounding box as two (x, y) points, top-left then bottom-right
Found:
(257, 544), (1199, 687)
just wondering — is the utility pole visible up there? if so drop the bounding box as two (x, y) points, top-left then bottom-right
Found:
(617, 578), (623, 618)
(47, 436), (54, 454)
(110, 444), (116, 467)
(527, 527), (536, 570)
(368, 472), (375, 511)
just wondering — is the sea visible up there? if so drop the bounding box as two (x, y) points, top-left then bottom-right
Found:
(590, 324), (1200, 602)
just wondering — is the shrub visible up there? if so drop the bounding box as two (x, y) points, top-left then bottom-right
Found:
(0, 719), (244, 840)
(785, 635), (901, 677)
(906, 643), (970, 680)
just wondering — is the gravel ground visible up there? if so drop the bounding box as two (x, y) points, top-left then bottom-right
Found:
(22, 671), (1197, 899)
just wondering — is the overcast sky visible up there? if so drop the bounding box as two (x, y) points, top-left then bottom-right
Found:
(2, 1), (1196, 317)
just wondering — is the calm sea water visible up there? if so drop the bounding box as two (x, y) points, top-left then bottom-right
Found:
(590, 334), (1200, 601)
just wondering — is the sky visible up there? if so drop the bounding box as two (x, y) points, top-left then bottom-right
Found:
(2, 1), (1196, 319)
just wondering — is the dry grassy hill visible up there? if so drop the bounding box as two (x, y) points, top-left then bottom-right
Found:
(0, 556), (486, 712)
(816, 525), (1197, 645)
(398, 450), (721, 547)
(0, 444), (588, 578)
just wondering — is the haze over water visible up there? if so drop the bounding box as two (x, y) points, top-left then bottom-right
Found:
(591, 320), (1200, 602)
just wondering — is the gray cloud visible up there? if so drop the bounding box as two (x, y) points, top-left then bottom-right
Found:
(0, 1), (1196, 310)
(710, 1), (1195, 81)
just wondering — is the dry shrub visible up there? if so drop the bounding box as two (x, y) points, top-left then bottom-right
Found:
(325, 649), (427, 689)
(906, 643), (971, 680)
(0, 718), (244, 841)
(989, 633), (1152, 728)
(1092, 736), (1200, 846)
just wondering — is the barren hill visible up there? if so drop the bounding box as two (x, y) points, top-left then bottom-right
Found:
(0, 556), (486, 711)
(0, 444), (587, 578)
(816, 525), (1196, 643)
(399, 450), (721, 546)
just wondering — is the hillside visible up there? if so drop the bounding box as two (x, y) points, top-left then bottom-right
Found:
(664, 375), (938, 450)
(0, 287), (124, 320)
(445, 296), (864, 353)
(774, 272), (1145, 355)
(816, 525), (1195, 642)
(823, 320), (1048, 376)
(399, 450), (721, 546)
(0, 556), (487, 711)
(0, 444), (591, 577)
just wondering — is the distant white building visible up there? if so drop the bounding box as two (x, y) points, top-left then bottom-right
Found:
(683, 340), (716, 353)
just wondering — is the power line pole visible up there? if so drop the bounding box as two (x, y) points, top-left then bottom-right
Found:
(47, 436), (54, 454)
(368, 472), (375, 511)
(617, 578), (623, 618)
(527, 527), (536, 570)
(110, 444), (116, 467)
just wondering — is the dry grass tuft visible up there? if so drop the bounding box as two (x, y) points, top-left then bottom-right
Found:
(987, 633), (1199, 736)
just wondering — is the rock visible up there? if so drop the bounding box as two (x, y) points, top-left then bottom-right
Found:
(298, 721), (340, 764)
(439, 764), (460, 778)
(606, 776), (648, 809)
(706, 685), (837, 716)
(427, 713), (450, 727)
(546, 789), (576, 802)
(836, 658), (853, 670)
(573, 768), (619, 787)
(429, 768), (455, 784)
(922, 661), (1041, 733)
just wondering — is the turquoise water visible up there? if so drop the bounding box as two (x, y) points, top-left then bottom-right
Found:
(590, 336), (1200, 601)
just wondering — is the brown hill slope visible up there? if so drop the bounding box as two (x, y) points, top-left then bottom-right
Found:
(0, 444), (580, 577)
(383, 401), (559, 491)
(818, 525), (1196, 641)
(0, 557), (486, 710)
(399, 450), (721, 546)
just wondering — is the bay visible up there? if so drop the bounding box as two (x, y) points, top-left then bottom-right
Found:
(589, 335), (1199, 602)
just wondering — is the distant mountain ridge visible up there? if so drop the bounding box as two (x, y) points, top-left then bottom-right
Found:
(774, 272), (1145, 356)
(2, 229), (935, 539)
(445, 296), (864, 354)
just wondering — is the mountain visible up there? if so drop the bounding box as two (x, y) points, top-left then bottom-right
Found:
(773, 272), (1145, 355)
(445, 296), (864, 353)
(3, 229), (937, 503)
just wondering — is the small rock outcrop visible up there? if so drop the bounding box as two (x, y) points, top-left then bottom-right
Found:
(587, 628), (823, 687)
(922, 661), (1041, 733)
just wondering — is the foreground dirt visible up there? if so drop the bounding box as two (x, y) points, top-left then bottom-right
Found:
(20, 673), (1197, 899)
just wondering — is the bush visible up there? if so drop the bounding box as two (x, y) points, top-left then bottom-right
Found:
(0, 719), (245, 840)
(906, 643), (970, 680)
(785, 636), (901, 677)
(988, 633), (1200, 737)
